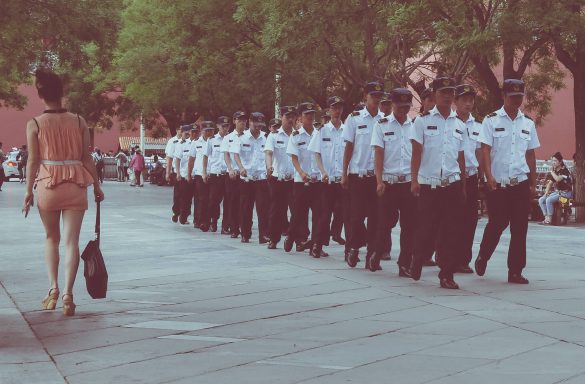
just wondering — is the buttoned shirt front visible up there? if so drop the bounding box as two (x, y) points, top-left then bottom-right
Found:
(308, 121), (345, 179)
(342, 107), (384, 174)
(220, 130), (243, 171)
(189, 137), (211, 176)
(265, 127), (295, 179)
(411, 106), (465, 183)
(459, 113), (481, 174)
(208, 133), (228, 174)
(371, 113), (413, 176)
(229, 130), (267, 179)
(173, 139), (192, 178)
(478, 106), (540, 183)
(165, 135), (181, 172)
(287, 127), (320, 182)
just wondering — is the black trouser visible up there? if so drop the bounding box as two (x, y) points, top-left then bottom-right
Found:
(315, 182), (347, 248)
(172, 174), (180, 215)
(348, 175), (378, 252)
(331, 197), (343, 238)
(456, 174), (480, 266)
(177, 179), (192, 222)
(225, 174), (241, 235)
(376, 182), (416, 268)
(268, 177), (293, 243)
(0, 166), (4, 189)
(478, 180), (530, 274)
(287, 182), (321, 243)
(239, 179), (269, 240)
(413, 181), (464, 279)
(208, 174), (227, 229)
(190, 178), (199, 225)
(195, 175), (210, 228)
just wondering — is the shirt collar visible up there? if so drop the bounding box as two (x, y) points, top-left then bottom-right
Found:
(496, 106), (524, 120)
(361, 107), (383, 119)
(430, 106), (458, 119)
(324, 121), (343, 131)
(388, 113), (412, 125)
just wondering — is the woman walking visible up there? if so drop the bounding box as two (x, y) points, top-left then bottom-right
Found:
(22, 68), (105, 316)
(130, 149), (145, 187)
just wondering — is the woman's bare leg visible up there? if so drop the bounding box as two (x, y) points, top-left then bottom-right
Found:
(61, 210), (85, 295)
(39, 209), (62, 290)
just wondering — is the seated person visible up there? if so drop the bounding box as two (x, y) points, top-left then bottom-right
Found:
(538, 152), (572, 224)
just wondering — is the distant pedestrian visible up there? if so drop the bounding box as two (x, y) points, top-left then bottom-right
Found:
(130, 149), (146, 187)
(17, 145), (28, 183)
(92, 148), (105, 184)
(22, 68), (104, 316)
(115, 150), (128, 181)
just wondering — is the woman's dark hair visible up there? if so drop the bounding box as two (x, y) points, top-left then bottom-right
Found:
(34, 68), (63, 102)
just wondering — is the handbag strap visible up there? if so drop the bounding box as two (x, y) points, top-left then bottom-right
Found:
(95, 201), (101, 244)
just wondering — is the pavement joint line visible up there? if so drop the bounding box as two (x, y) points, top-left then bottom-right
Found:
(255, 360), (353, 370)
(553, 371), (585, 383)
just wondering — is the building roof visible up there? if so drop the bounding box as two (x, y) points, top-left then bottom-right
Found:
(119, 137), (168, 151)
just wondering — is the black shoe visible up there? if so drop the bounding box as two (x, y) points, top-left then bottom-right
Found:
(200, 225), (209, 232)
(297, 240), (313, 252)
(267, 241), (277, 250)
(210, 223), (218, 232)
(380, 252), (391, 261)
(259, 236), (270, 245)
(456, 264), (474, 274)
(440, 278), (460, 289)
(193, 222), (200, 229)
(332, 235), (346, 245)
(230, 233), (239, 239)
(320, 250), (329, 257)
(221, 228), (230, 235)
(423, 259), (437, 267)
(367, 252), (382, 272)
(508, 273), (529, 284)
(172, 214), (178, 223)
(284, 237), (294, 252)
(310, 244), (321, 258)
(346, 249), (359, 268)
(475, 255), (487, 276)
(180, 219), (189, 225)
(241, 237), (250, 243)
(410, 261), (422, 281)
(398, 265), (412, 278)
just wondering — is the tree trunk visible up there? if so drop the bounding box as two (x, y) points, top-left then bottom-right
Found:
(574, 28), (585, 222)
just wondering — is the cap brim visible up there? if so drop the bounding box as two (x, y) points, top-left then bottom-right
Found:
(394, 102), (412, 107)
(505, 92), (525, 96)
(436, 86), (456, 91)
(456, 91), (476, 97)
(368, 91), (385, 96)
(328, 101), (343, 107)
(302, 110), (316, 114)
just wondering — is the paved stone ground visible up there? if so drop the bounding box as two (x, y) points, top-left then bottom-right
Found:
(1, 180), (585, 384)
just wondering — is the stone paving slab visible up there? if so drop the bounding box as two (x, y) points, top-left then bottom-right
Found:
(1, 180), (585, 383)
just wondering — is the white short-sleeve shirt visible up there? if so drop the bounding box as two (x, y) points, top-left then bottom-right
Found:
(410, 106), (465, 183)
(342, 107), (384, 174)
(458, 113), (482, 173)
(308, 121), (345, 179)
(265, 127), (295, 179)
(229, 130), (267, 179)
(173, 139), (192, 178)
(287, 127), (320, 182)
(165, 135), (180, 172)
(370, 113), (413, 176)
(189, 137), (211, 176)
(208, 133), (227, 174)
(478, 107), (540, 183)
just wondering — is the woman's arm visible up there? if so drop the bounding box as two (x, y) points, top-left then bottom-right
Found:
(25, 120), (40, 195)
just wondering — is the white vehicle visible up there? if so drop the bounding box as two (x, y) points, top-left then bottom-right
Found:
(2, 151), (21, 180)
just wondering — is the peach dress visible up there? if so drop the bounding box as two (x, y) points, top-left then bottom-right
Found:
(34, 111), (94, 211)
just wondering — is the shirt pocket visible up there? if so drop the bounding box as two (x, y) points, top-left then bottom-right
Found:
(517, 129), (531, 151)
(356, 125), (369, 136)
(241, 143), (252, 152)
(383, 131), (398, 142)
(423, 126), (440, 147)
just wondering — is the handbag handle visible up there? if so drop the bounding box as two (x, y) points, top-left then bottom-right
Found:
(95, 201), (101, 244)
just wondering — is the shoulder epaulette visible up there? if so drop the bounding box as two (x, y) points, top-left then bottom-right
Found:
(486, 112), (497, 118)
(420, 111), (430, 117)
(379, 118), (388, 123)
(292, 130), (299, 136)
(524, 114), (533, 121)
(173, 139), (179, 143)
(351, 111), (360, 116)
(456, 115), (464, 122)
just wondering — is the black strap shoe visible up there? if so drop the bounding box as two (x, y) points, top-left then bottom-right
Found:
(284, 237), (294, 252)
(210, 224), (218, 232)
(367, 252), (382, 272)
(346, 249), (359, 268)
(310, 244), (321, 258)
(172, 214), (179, 223)
(221, 229), (231, 235)
(297, 240), (313, 252)
(410, 260), (422, 281)
(440, 278), (460, 289)
(241, 237), (250, 243)
(422, 259), (437, 267)
(475, 256), (487, 276)
(259, 236), (270, 245)
(398, 265), (412, 278)
(456, 264), (474, 274)
(320, 250), (329, 257)
(267, 241), (277, 250)
(380, 252), (391, 261)
(230, 233), (239, 239)
(508, 273), (529, 284)
(200, 225), (209, 232)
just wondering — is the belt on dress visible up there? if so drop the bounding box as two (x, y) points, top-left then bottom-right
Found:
(41, 160), (82, 166)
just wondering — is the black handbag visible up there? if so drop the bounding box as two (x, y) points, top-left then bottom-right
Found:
(81, 201), (108, 299)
